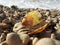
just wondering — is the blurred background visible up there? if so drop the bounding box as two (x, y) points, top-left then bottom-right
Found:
(0, 0), (60, 9)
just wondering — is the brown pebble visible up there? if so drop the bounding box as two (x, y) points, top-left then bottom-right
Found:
(0, 41), (8, 45)
(6, 33), (22, 45)
(18, 33), (30, 45)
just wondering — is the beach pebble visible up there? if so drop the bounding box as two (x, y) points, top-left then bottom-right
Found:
(51, 18), (57, 23)
(18, 33), (30, 45)
(35, 38), (55, 45)
(6, 33), (22, 45)
(32, 37), (38, 45)
(0, 23), (7, 29)
(54, 23), (60, 30)
(45, 10), (50, 16)
(45, 16), (51, 22)
(0, 41), (8, 45)
(0, 13), (6, 22)
(0, 33), (6, 43)
(56, 16), (60, 21)
(51, 33), (60, 45)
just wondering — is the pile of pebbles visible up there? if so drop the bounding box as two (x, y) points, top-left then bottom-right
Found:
(0, 5), (60, 45)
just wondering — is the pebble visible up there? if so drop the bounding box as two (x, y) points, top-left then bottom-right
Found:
(18, 33), (30, 44)
(0, 41), (7, 45)
(0, 13), (6, 22)
(51, 18), (57, 23)
(35, 38), (55, 45)
(45, 10), (50, 16)
(32, 37), (38, 45)
(54, 23), (60, 30)
(6, 33), (22, 45)
(0, 33), (6, 43)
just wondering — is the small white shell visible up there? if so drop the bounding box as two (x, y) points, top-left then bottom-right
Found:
(13, 22), (23, 32)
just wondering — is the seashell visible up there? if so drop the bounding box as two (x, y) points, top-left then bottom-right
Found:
(13, 10), (50, 35)
(21, 11), (42, 27)
(13, 22), (23, 33)
(17, 29), (28, 34)
(28, 21), (50, 35)
(6, 33), (22, 45)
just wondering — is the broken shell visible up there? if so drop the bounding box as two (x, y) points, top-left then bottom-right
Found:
(17, 29), (28, 34)
(35, 38), (55, 45)
(28, 21), (49, 35)
(22, 10), (42, 27)
(6, 33), (22, 45)
(13, 10), (49, 35)
(13, 22), (23, 33)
